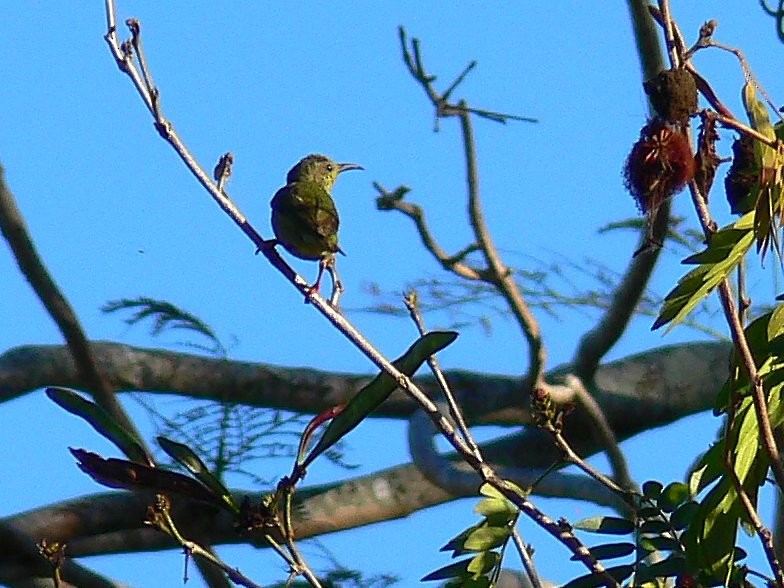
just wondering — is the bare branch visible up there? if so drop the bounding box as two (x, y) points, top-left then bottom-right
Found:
(0, 165), (148, 454)
(397, 29), (547, 389)
(374, 183), (483, 280)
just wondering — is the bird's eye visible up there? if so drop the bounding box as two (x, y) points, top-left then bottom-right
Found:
(327, 164), (334, 172)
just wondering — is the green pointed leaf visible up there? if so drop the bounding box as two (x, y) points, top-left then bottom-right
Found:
(474, 496), (517, 518)
(638, 519), (670, 535)
(688, 442), (723, 496)
(46, 387), (152, 465)
(670, 501), (699, 531)
(421, 551), (498, 582)
(479, 481), (521, 499)
(683, 477), (740, 579)
(302, 331), (458, 468)
(635, 553), (686, 581)
(569, 542), (634, 561)
(463, 524), (509, 551)
(742, 82), (777, 168)
(659, 481), (690, 511)
(639, 535), (681, 552)
(636, 506), (661, 521)
(157, 436), (239, 514)
(653, 220), (754, 331)
(466, 551), (500, 575)
(574, 516), (635, 535)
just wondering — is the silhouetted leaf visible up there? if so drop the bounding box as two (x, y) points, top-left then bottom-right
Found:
(47, 387), (152, 466)
(301, 331), (457, 468)
(158, 436), (239, 514)
(574, 516), (635, 535)
(70, 448), (216, 504)
(561, 565), (634, 588)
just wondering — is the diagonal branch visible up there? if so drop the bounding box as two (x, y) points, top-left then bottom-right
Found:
(0, 165), (147, 453)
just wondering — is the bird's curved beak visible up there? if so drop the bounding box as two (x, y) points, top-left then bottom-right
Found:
(338, 162), (364, 174)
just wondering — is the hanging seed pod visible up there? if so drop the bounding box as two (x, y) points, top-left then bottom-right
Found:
(724, 134), (758, 215)
(624, 118), (695, 216)
(694, 114), (722, 199)
(643, 68), (698, 125)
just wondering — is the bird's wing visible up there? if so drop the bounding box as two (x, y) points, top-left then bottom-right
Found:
(296, 184), (337, 231)
(271, 183), (342, 258)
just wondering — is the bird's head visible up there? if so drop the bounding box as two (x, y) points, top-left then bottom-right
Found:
(287, 154), (363, 191)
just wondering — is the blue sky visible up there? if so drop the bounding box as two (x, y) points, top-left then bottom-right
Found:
(2, 3), (784, 586)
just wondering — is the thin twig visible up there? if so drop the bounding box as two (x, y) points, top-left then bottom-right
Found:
(147, 494), (264, 588)
(723, 435), (784, 585)
(404, 291), (482, 460)
(656, 0), (681, 69)
(564, 376), (634, 491)
(510, 525), (543, 588)
(458, 107), (547, 388)
(374, 183), (482, 280)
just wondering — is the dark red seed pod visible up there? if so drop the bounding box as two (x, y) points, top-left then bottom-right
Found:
(643, 68), (698, 125)
(624, 118), (696, 215)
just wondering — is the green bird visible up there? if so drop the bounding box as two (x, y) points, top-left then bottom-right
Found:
(270, 154), (363, 300)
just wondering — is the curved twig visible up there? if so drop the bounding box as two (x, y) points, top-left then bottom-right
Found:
(374, 183), (482, 280)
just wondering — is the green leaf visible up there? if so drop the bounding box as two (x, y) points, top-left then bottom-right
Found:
(641, 480), (663, 500)
(742, 82), (777, 168)
(768, 303), (784, 341)
(466, 551), (500, 575)
(474, 496), (517, 518)
(635, 553), (686, 582)
(639, 535), (681, 552)
(653, 220), (755, 332)
(157, 436), (239, 514)
(688, 442), (724, 496)
(46, 387), (153, 465)
(574, 516), (635, 535)
(659, 481), (690, 511)
(569, 542), (634, 561)
(463, 524), (510, 551)
(638, 519), (671, 535)
(421, 552), (498, 582)
(682, 477), (739, 580)
(636, 506), (661, 521)
(670, 501), (699, 530)
(301, 331), (458, 468)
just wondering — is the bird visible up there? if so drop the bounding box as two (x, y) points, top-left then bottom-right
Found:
(270, 154), (363, 301)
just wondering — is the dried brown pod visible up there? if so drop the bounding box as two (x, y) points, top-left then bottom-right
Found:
(643, 68), (698, 125)
(724, 134), (758, 215)
(694, 115), (722, 199)
(624, 118), (695, 217)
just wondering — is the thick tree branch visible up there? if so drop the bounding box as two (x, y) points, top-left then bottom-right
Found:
(0, 340), (728, 439)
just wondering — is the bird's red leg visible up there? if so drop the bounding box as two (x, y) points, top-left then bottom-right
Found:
(303, 261), (326, 302)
